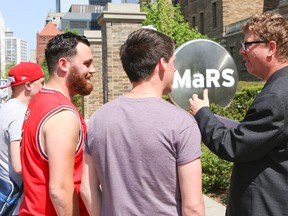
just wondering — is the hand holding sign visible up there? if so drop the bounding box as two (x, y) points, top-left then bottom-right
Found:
(189, 89), (209, 115)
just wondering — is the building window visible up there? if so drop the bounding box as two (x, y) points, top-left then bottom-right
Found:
(70, 21), (87, 29)
(212, 2), (217, 28)
(90, 21), (101, 30)
(42, 37), (46, 43)
(185, 0), (188, 5)
(192, 16), (196, 28)
(80, 5), (86, 13)
(200, 12), (204, 34)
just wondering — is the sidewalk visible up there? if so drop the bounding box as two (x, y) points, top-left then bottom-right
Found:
(204, 195), (226, 216)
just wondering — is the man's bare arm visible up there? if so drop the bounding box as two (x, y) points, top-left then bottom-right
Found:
(10, 140), (22, 174)
(43, 110), (80, 216)
(178, 158), (205, 216)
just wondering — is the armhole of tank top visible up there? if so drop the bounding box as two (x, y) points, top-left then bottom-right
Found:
(37, 106), (84, 161)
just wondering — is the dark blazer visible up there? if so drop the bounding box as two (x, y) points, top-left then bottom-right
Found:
(195, 66), (288, 216)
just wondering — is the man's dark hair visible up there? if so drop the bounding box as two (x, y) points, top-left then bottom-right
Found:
(120, 28), (175, 82)
(45, 32), (90, 74)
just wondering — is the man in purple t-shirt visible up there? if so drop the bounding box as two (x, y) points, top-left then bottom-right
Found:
(81, 28), (204, 216)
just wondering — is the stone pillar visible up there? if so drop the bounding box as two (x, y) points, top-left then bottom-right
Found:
(83, 30), (102, 119)
(98, 3), (146, 103)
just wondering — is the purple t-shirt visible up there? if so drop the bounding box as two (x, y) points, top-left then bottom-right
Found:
(86, 96), (202, 215)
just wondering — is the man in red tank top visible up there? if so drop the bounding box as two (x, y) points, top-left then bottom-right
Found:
(20, 32), (95, 216)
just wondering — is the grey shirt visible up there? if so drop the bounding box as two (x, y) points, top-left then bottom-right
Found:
(87, 96), (202, 215)
(0, 98), (25, 187)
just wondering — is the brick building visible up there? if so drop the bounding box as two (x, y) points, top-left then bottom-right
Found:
(36, 22), (62, 63)
(83, 1), (288, 118)
(177, 0), (284, 80)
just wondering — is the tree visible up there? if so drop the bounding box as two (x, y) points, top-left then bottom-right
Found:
(64, 27), (80, 35)
(40, 59), (49, 83)
(3, 63), (16, 78)
(141, 0), (208, 47)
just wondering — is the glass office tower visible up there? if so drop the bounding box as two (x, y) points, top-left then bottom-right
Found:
(56, 0), (89, 12)
(56, 0), (113, 12)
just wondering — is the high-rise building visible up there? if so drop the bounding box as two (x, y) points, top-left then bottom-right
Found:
(5, 30), (28, 65)
(0, 11), (29, 75)
(89, 0), (100, 3)
(121, 0), (138, 3)
(56, 0), (113, 12)
(89, 0), (111, 6)
(56, 0), (89, 12)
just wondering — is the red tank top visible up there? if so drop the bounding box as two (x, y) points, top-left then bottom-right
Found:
(20, 87), (88, 216)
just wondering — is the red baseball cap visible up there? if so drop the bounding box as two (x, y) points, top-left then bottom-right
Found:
(8, 62), (44, 87)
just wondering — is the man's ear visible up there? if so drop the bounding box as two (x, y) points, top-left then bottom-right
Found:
(158, 57), (167, 80)
(159, 57), (167, 71)
(267, 40), (276, 56)
(58, 57), (69, 72)
(24, 82), (32, 91)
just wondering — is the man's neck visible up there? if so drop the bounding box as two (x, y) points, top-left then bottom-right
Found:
(127, 85), (162, 98)
(11, 95), (29, 106)
(45, 81), (73, 101)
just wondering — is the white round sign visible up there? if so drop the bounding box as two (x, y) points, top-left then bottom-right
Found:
(170, 39), (238, 110)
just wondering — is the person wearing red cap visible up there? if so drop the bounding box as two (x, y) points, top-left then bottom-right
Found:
(20, 32), (95, 216)
(0, 62), (44, 215)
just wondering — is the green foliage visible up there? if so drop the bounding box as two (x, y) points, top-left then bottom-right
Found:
(3, 63), (16, 78)
(40, 59), (49, 83)
(141, 0), (208, 47)
(202, 145), (233, 194)
(236, 80), (264, 92)
(202, 81), (264, 200)
(210, 85), (263, 121)
(64, 27), (80, 35)
(162, 94), (172, 103)
(72, 94), (83, 115)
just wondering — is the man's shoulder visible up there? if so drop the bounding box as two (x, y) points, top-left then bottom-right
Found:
(30, 89), (75, 111)
(89, 97), (122, 122)
(96, 96), (122, 110)
(0, 99), (26, 118)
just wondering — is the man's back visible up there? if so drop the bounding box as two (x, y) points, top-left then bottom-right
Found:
(86, 96), (202, 215)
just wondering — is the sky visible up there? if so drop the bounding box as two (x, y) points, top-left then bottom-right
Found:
(0, 0), (56, 60)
